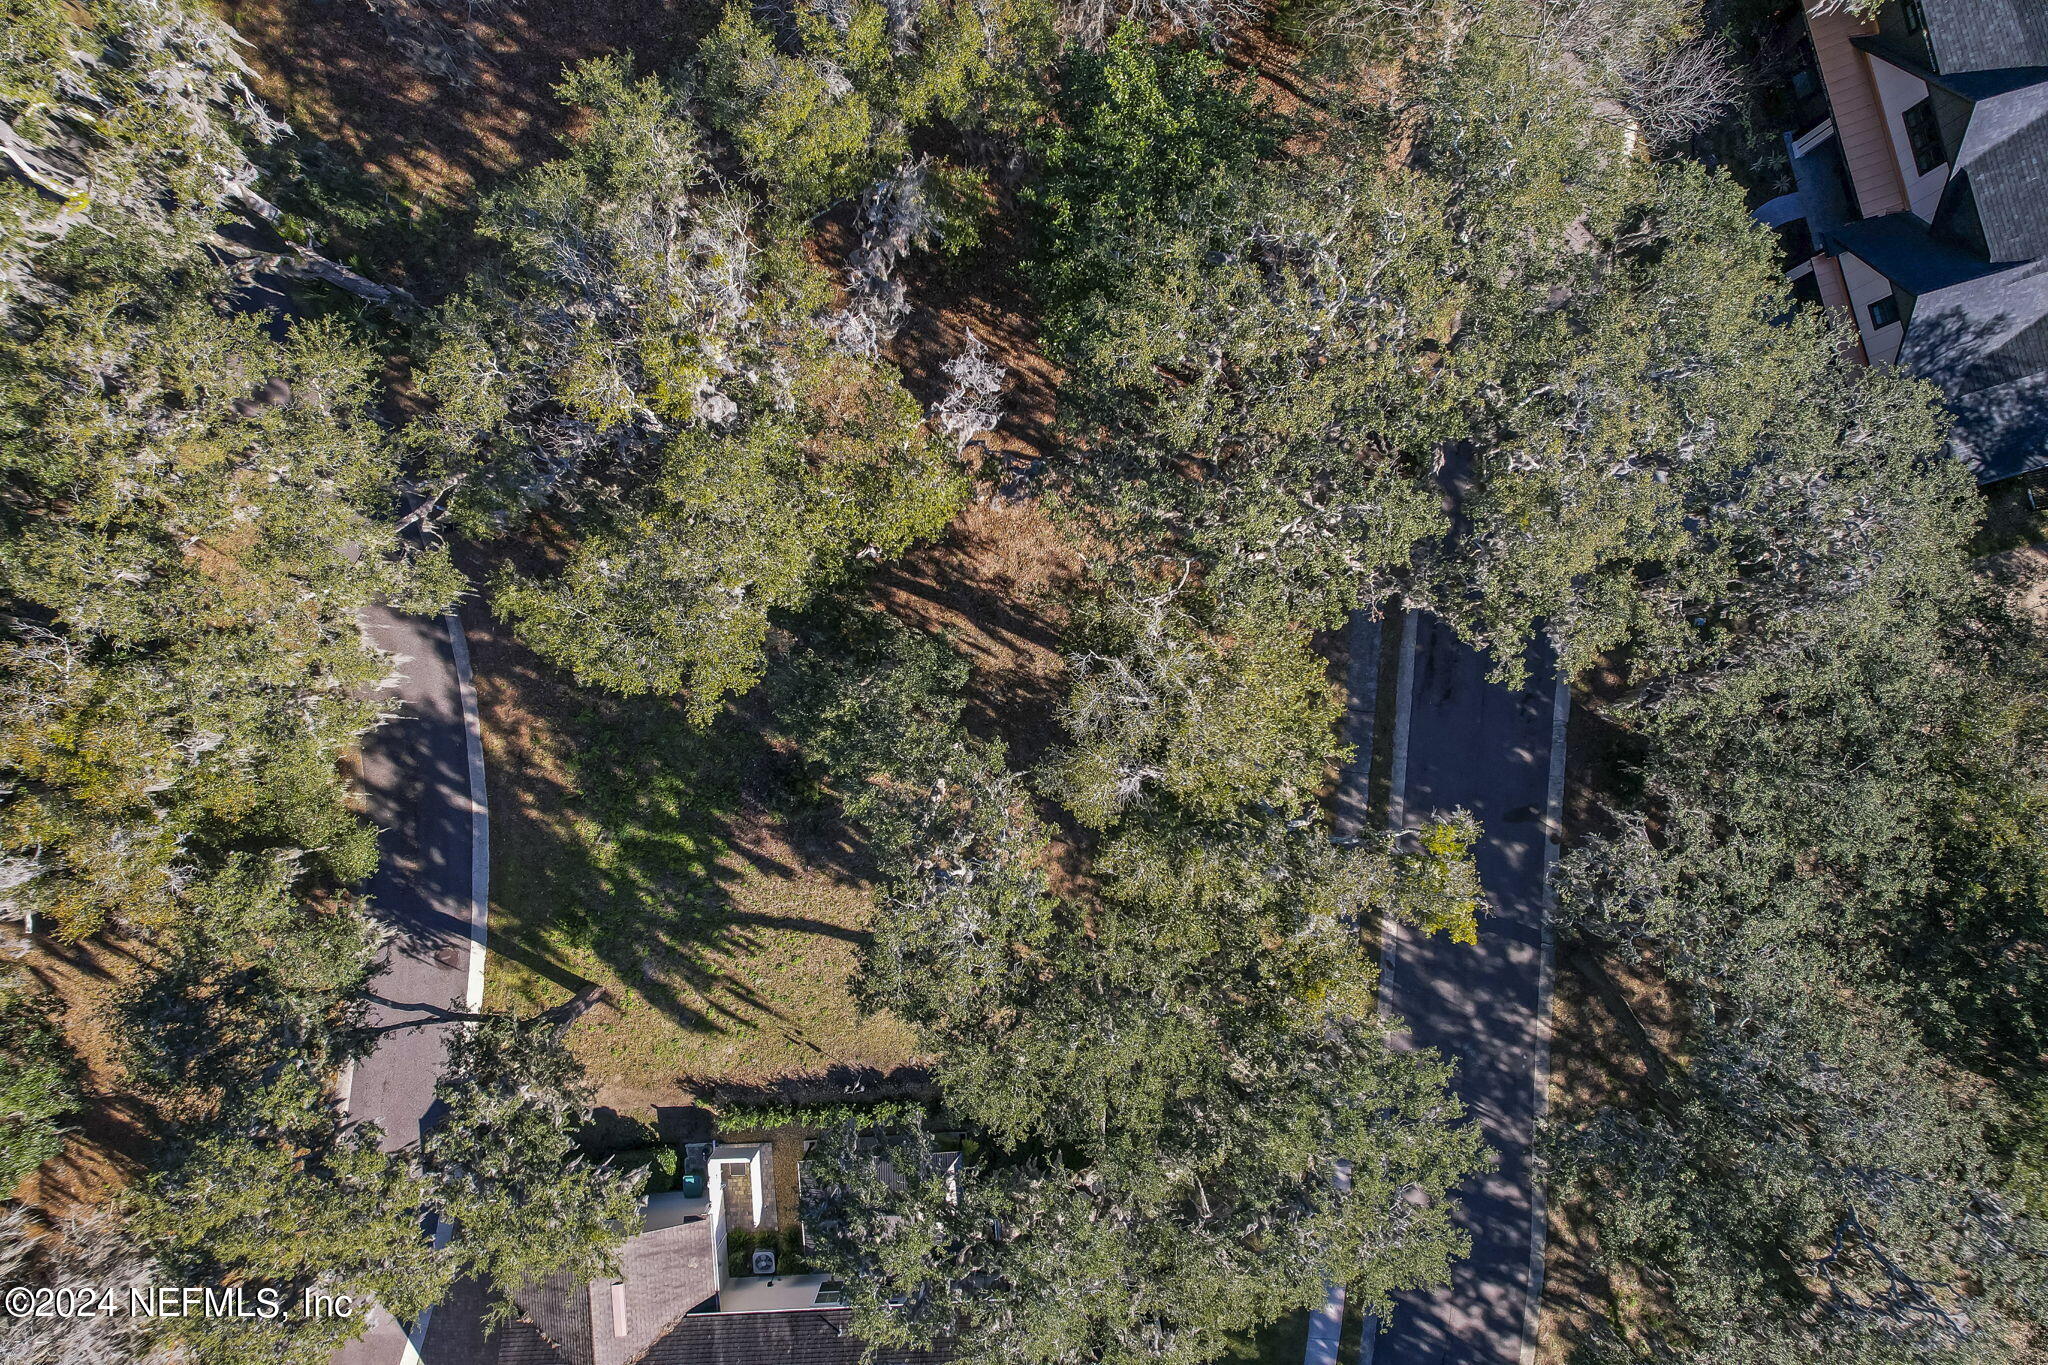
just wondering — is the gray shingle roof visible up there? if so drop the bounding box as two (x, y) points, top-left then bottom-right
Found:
(1920, 0), (2048, 76)
(1826, 215), (2048, 482)
(508, 1218), (721, 1365)
(1900, 254), (2048, 482)
(1943, 77), (2048, 262)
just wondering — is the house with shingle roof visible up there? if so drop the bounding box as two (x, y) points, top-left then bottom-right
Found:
(1769, 0), (2048, 483)
(492, 1139), (955, 1365)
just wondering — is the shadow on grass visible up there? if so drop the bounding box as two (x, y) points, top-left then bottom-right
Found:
(467, 590), (913, 1076)
(679, 1064), (939, 1111)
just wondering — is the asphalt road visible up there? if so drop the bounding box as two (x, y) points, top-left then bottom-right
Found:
(1367, 611), (1564, 1365)
(333, 605), (488, 1365)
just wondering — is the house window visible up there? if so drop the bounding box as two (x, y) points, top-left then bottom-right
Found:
(1868, 294), (1901, 329)
(1901, 0), (1928, 34)
(1902, 98), (1945, 175)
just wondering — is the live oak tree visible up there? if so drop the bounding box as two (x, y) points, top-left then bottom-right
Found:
(0, 287), (449, 931)
(1427, 158), (1967, 688)
(694, 0), (1051, 227)
(1048, 575), (1348, 828)
(135, 1114), (449, 1365)
(1539, 347), (2048, 1361)
(115, 852), (382, 1119)
(0, 970), (76, 1189)
(784, 607), (1486, 1358)
(0, 281), (455, 941)
(1549, 997), (2048, 1365)
(805, 1107), (1479, 1365)
(1037, 29), (1447, 623)
(416, 60), (966, 720)
(1, 1206), (177, 1365)
(0, 0), (409, 312)
(0, 0), (280, 306)
(130, 1015), (636, 1363)
(423, 1015), (642, 1310)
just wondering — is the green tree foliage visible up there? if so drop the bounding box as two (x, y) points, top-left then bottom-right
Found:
(0, 0), (411, 311)
(0, 0), (280, 306)
(133, 1100), (449, 1365)
(1434, 161), (1966, 685)
(416, 60), (965, 720)
(129, 1014), (635, 1363)
(1048, 576), (1346, 827)
(2, 1205), (176, 1365)
(695, 0), (1051, 224)
(1534, 295), (2048, 1362)
(424, 1015), (641, 1306)
(1036, 29), (1445, 622)
(116, 852), (381, 1110)
(804, 1098), (1479, 1365)
(1033, 23), (1278, 325)
(1014, 8), (2044, 1360)
(0, 279), (454, 940)
(0, 970), (77, 1189)
(784, 608), (1486, 1358)
(1547, 579), (2048, 1362)
(1549, 997), (2048, 1365)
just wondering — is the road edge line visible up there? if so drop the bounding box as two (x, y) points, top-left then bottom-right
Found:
(1385, 606), (1417, 838)
(1307, 608), (1383, 1365)
(445, 608), (489, 1014)
(1519, 670), (1572, 1365)
(403, 610), (488, 1365)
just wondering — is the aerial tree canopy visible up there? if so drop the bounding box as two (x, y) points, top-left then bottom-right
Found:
(0, 283), (454, 940)
(417, 60), (967, 720)
(783, 606), (1486, 1358)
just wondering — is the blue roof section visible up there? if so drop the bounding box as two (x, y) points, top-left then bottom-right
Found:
(1823, 5), (2048, 483)
(1830, 215), (2048, 484)
(1829, 214), (2008, 294)
(1940, 371), (2048, 482)
(1898, 251), (2048, 483)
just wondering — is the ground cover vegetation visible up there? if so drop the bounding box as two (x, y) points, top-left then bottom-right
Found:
(2, 0), (2045, 1363)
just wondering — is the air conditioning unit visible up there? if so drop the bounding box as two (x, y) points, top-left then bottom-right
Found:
(750, 1249), (777, 1276)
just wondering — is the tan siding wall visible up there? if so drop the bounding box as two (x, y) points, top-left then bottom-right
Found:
(1811, 253), (1869, 363)
(1805, 2), (1909, 218)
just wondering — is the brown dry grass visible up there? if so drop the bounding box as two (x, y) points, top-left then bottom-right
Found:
(218, 0), (714, 212)
(10, 938), (155, 1217)
(1536, 675), (1684, 1361)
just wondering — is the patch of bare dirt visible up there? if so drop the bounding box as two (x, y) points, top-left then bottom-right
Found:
(13, 938), (156, 1218)
(1982, 542), (2048, 626)
(870, 499), (1080, 770)
(220, 0), (712, 211)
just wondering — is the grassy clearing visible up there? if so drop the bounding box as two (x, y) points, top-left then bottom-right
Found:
(469, 608), (920, 1116)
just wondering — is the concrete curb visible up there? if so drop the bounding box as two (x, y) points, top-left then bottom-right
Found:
(1356, 606), (1419, 1365)
(1385, 607), (1418, 836)
(445, 609), (490, 1014)
(1308, 606), (1389, 1365)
